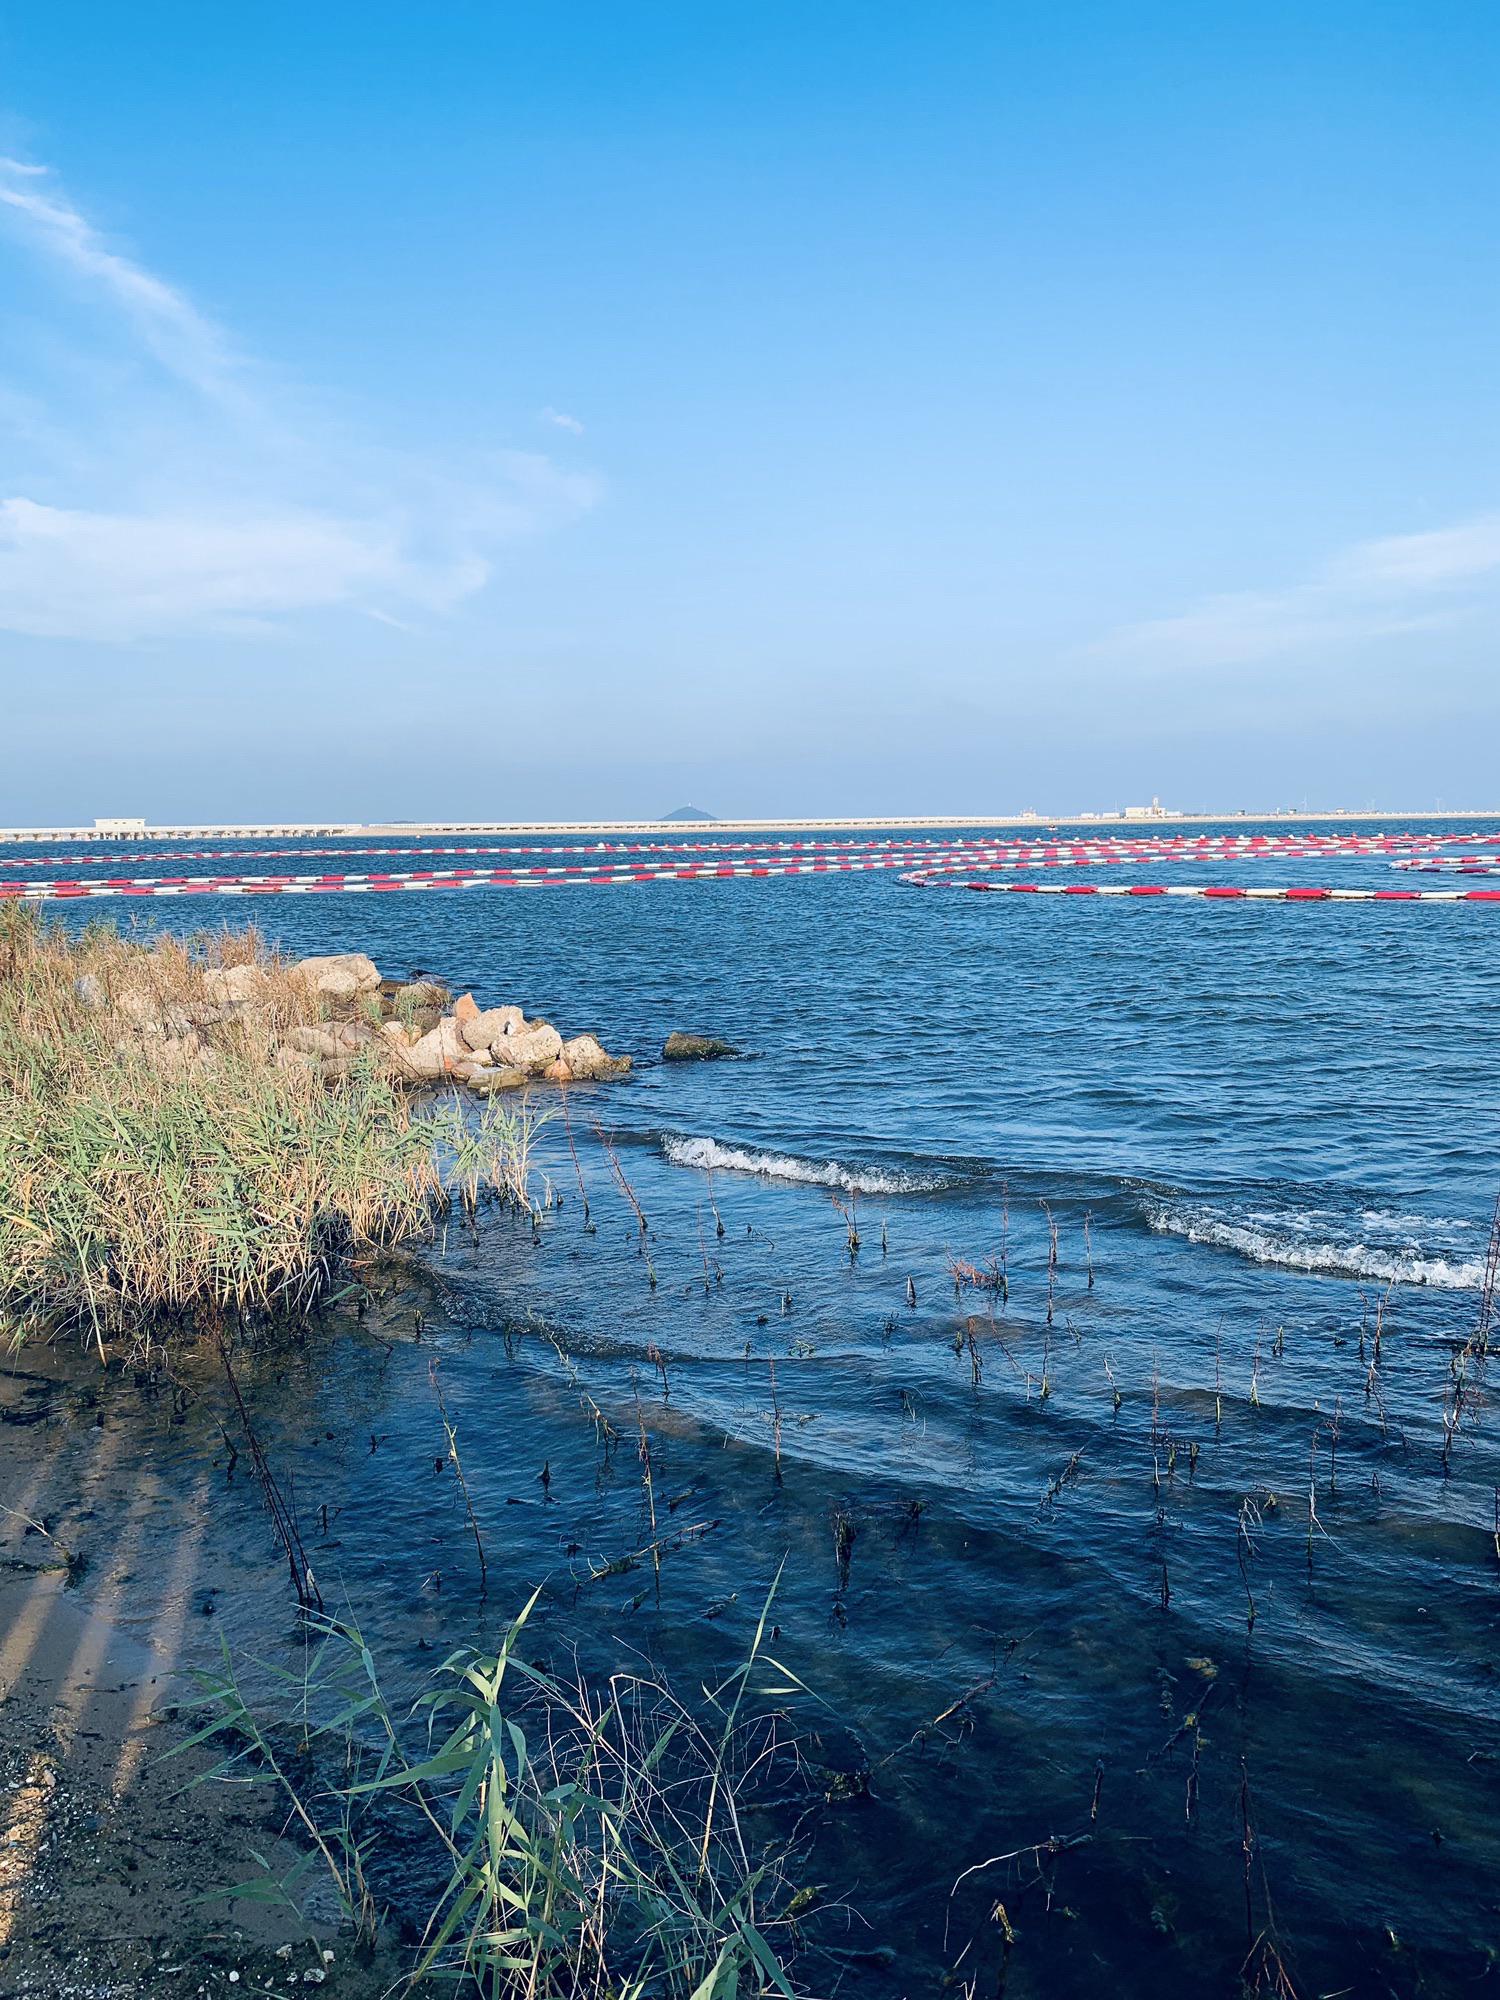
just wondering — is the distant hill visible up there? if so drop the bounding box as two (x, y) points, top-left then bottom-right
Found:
(662, 804), (717, 822)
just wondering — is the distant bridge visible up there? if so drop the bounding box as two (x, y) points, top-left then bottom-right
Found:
(1, 809), (1497, 844)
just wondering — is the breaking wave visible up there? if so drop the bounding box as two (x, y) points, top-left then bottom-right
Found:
(661, 1134), (955, 1196)
(1145, 1202), (1485, 1290)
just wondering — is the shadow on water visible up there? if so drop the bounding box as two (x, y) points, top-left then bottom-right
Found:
(4, 1123), (1498, 1998)
(0, 1350), (410, 1995)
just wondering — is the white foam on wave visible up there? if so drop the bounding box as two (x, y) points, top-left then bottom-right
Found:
(1146, 1204), (1484, 1290)
(1360, 1208), (1472, 1233)
(662, 1134), (950, 1196)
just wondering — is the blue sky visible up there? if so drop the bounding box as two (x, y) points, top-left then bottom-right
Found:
(1, 2), (1496, 821)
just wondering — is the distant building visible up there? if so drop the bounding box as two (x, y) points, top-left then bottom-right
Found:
(93, 816), (147, 833)
(1123, 796), (1181, 820)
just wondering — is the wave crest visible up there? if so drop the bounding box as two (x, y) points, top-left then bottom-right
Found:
(661, 1134), (951, 1195)
(1146, 1203), (1484, 1289)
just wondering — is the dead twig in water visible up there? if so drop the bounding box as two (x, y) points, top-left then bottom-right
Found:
(594, 1120), (656, 1288)
(832, 1508), (856, 1595)
(1237, 1496), (1262, 1632)
(768, 1359), (784, 1485)
(215, 1337), (321, 1611)
(635, 1390), (662, 1602)
(1474, 1193), (1500, 1352)
(1103, 1354), (1121, 1414)
(560, 1094), (593, 1232)
(1039, 1200), (1059, 1325)
(830, 1191), (860, 1259)
(705, 1158), (726, 1239)
(1037, 1448), (1083, 1518)
(429, 1355), (487, 1599)
(998, 1182), (1011, 1305)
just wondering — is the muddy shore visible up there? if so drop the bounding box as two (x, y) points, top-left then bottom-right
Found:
(0, 1346), (403, 2000)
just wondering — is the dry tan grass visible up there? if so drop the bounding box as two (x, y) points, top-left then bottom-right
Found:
(0, 907), (529, 1348)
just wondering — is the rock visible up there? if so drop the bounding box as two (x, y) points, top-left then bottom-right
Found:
(146, 1032), (204, 1070)
(466, 1065), (530, 1093)
(288, 1021), (376, 1059)
(460, 1005), (527, 1052)
(184, 1002), (233, 1027)
(73, 974), (106, 1010)
(113, 983), (163, 1025)
(394, 1017), (469, 1080)
(543, 1056), (574, 1083)
(663, 1032), (740, 1062)
(452, 992), (479, 1024)
(289, 953), (381, 1001)
(201, 962), (268, 1006)
(560, 1033), (632, 1081)
(379, 1019), (419, 1048)
(490, 1021), (563, 1073)
(120, 1002), (194, 1040)
(392, 979), (450, 1010)
(289, 1025), (340, 1058)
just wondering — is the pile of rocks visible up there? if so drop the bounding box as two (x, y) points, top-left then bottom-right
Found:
(286, 954), (632, 1090)
(78, 950), (632, 1092)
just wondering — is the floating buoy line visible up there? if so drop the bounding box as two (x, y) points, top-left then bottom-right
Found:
(2, 829), (1497, 903)
(0, 830), (1493, 871)
(897, 874), (1500, 903)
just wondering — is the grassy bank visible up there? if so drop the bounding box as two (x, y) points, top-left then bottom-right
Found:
(0, 907), (529, 1349)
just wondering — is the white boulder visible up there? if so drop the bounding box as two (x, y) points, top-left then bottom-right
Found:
(490, 1022), (563, 1073)
(460, 1005), (527, 1052)
(395, 1016), (469, 1080)
(289, 953), (381, 1001)
(560, 1033), (631, 1081)
(201, 962), (269, 1005)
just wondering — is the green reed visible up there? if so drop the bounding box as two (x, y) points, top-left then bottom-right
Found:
(177, 1584), (806, 1999)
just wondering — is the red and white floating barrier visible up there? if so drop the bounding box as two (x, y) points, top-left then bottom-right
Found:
(3, 827), (1497, 903)
(6, 855), (1500, 902)
(899, 873), (1500, 902)
(0, 829), (1492, 870)
(0, 855), (983, 899)
(1392, 857), (1500, 873)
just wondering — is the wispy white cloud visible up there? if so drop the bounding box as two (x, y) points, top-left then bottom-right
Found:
(1090, 513), (1500, 671)
(1327, 515), (1500, 591)
(539, 405), (585, 435)
(0, 497), (492, 641)
(0, 155), (600, 642)
(0, 156), (241, 405)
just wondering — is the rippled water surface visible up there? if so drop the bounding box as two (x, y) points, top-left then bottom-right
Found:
(14, 820), (1500, 1997)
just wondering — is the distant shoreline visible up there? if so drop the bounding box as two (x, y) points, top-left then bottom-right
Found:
(3, 807), (1499, 844)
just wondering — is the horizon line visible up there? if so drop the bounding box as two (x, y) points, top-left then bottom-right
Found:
(3, 806), (1499, 844)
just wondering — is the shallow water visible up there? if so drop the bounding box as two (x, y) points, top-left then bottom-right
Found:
(11, 820), (1500, 1996)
